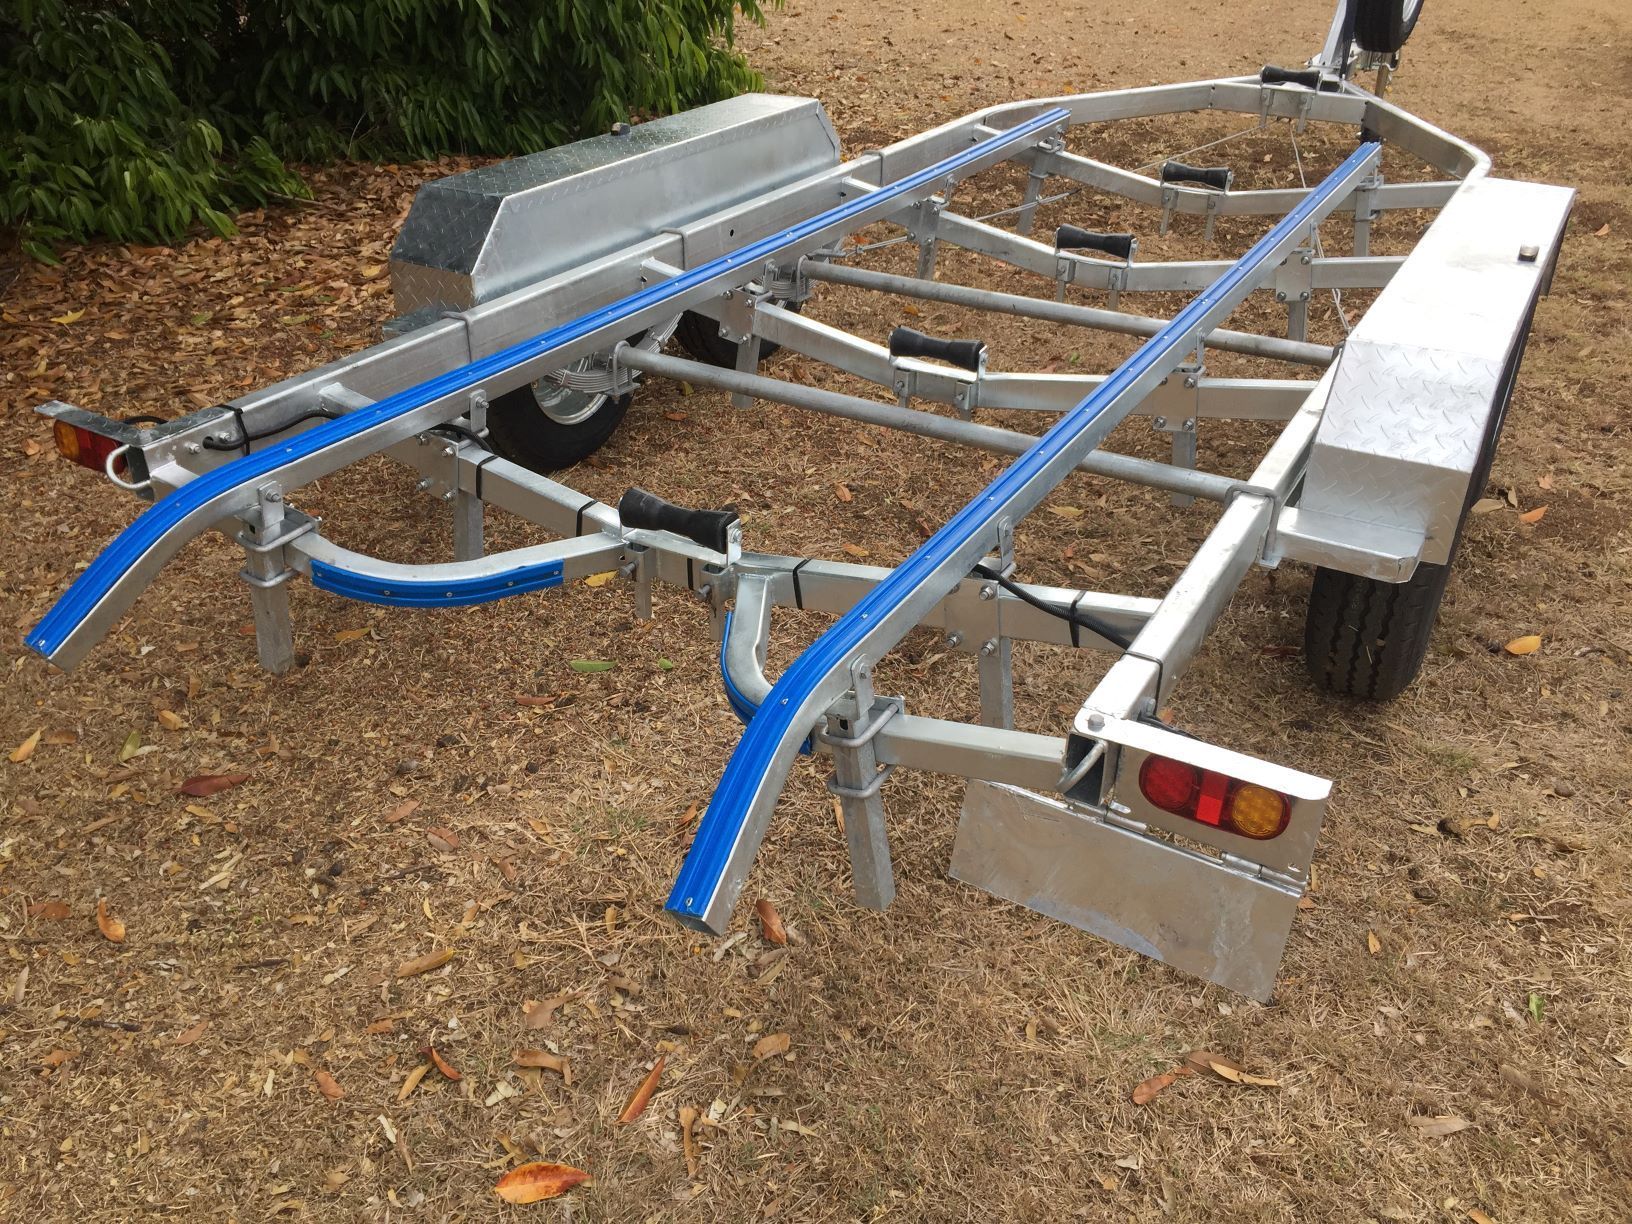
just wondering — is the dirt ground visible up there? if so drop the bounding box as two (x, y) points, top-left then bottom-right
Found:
(3, 0), (1631, 1219)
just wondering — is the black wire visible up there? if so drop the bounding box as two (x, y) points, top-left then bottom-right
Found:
(200, 407), (342, 451)
(428, 423), (488, 448)
(970, 562), (1134, 651)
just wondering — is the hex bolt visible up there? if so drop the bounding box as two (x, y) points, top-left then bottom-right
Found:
(1183, 374), (1198, 388)
(979, 639), (998, 657)
(414, 478), (432, 491)
(442, 445), (455, 458)
(979, 583), (997, 601)
(945, 631), (965, 649)
(1275, 290), (1287, 302)
(1518, 244), (1539, 263)
(1183, 417), (1196, 430)
(1299, 290), (1311, 301)
(1154, 416), (1168, 430)
(1086, 712), (1105, 732)
(1300, 252), (1312, 265)
(184, 442), (202, 455)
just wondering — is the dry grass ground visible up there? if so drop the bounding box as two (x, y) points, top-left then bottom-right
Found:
(3, 0), (1630, 1219)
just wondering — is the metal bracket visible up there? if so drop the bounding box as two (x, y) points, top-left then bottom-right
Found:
(238, 483), (299, 674)
(1274, 244), (1316, 341)
(909, 195), (944, 281)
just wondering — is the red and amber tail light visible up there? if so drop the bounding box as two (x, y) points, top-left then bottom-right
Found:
(1137, 754), (1291, 840)
(52, 419), (125, 475)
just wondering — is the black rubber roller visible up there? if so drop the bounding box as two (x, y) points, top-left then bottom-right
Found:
(1260, 65), (1326, 90)
(1160, 161), (1232, 191)
(618, 487), (739, 553)
(1054, 226), (1136, 260)
(888, 326), (987, 373)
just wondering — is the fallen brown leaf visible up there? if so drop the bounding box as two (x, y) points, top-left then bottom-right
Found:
(1367, 930), (1382, 956)
(395, 948), (455, 978)
(314, 1069), (344, 1101)
(10, 730), (42, 763)
(1518, 505), (1548, 524)
(385, 799), (419, 824)
(494, 1162), (592, 1204)
(834, 482), (853, 503)
(398, 1062), (430, 1101)
(679, 1105), (700, 1177)
(27, 900), (71, 920)
(174, 1020), (209, 1046)
(524, 992), (573, 1029)
(1131, 1068), (1192, 1105)
(1409, 1114), (1473, 1137)
(1207, 1061), (1281, 1087)
(425, 826), (460, 852)
(752, 1032), (791, 1061)
(42, 1048), (76, 1068)
(1466, 1210), (1496, 1224)
(1498, 1062), (1560, 1106)
(177, 772), (250, 797)
(424, 1045), (461, 1081)
(514, 1049), (572, 1084)
(96, 898), (126, 944)
(1503, 634), (1542, 656)
(1183, 1050), (1243, 1077)
(755, 898), (788, 946)
(618, 1056), (666, 1124)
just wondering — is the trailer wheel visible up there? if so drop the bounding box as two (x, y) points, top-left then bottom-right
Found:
(485, 375), (634, 473)
(1352, 0), (1425, 54)
(675, 300), (802, 368)
(1303, 310), (1532, 701)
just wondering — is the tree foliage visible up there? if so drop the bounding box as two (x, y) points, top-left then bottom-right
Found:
(1, 0), (769, 257)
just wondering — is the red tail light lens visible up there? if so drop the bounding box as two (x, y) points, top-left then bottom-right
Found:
(1138, 755), (1199, 814)
(52, 420), (125, 474)
(1137, 754), (1290, 841)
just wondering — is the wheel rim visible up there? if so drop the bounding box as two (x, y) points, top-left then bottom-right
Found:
(530, 357), (607, 426)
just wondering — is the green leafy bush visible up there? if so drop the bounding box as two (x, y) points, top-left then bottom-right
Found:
(1, 0), (770, 257)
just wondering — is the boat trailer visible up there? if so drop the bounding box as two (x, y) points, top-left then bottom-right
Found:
(29, 0), (1572, 1002)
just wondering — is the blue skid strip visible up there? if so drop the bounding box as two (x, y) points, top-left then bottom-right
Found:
(309, 558), (564, 608)
(666, 143), (1380, 925)
(26, 107), (1069, 664)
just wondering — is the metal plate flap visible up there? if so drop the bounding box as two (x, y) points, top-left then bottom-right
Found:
(951, 781), (1303, 1002)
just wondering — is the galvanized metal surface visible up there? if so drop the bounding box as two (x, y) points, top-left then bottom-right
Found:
(951, 782), (1301, 1002)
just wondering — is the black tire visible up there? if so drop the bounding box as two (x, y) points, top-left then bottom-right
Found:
(1304, 312), (1532, 701)
(485, 381), (634, 473)
(1304, 559), (1454, 701)
(674, 299), (802, 367)
(1352, 0), (1424, 54)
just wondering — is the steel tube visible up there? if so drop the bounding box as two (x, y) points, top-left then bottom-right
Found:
(618, 347), (1244, 504)
(806, 261), (1335, 367)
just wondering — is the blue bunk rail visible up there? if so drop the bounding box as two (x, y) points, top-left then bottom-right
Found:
(666, 141), (1382, 935)
(27, 108), (1071, 669)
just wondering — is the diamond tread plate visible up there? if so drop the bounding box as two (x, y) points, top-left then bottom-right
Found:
(1301, 177), (1573, 566)
(390, 94), (839, 314)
